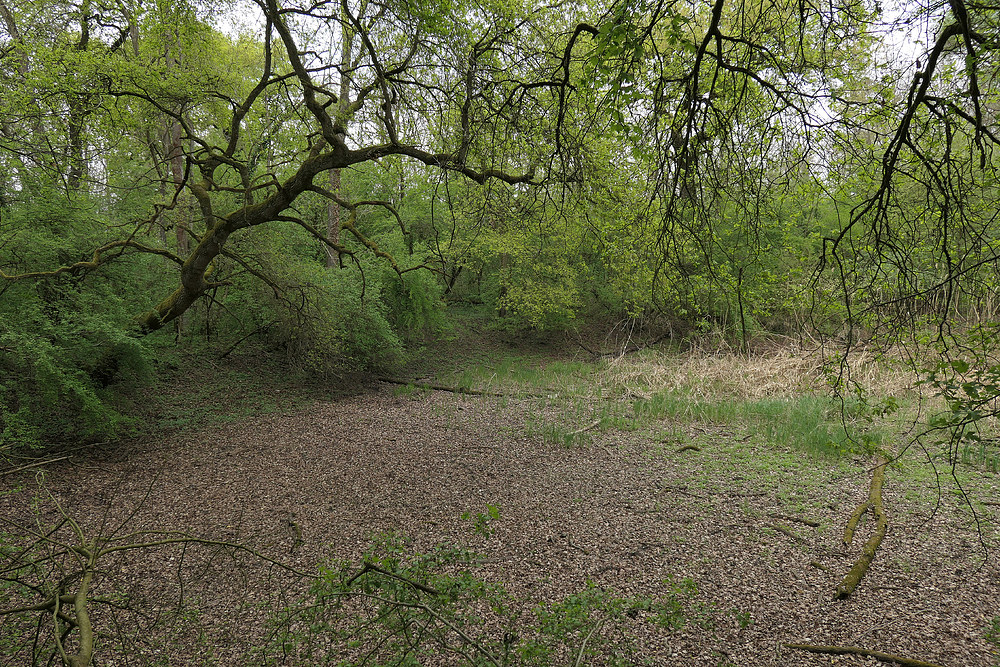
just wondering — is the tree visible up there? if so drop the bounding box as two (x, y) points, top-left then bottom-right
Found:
(0, 0), (583, 334)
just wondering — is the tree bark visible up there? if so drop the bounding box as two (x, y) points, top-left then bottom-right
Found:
(835, 455), (888, 599)
(326, 165), (342, 267)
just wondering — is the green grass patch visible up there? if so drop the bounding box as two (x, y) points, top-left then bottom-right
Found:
(525, 415), (594, 448)
(632, 390), (890, 457)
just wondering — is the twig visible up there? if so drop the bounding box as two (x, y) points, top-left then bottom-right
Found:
(569, 420), (600, 435)
(352, 592), (501, 667)
(575, 620), (605, 667)
(1, 456), (71, 476)
(347, 561), (441, 596)
(784, 643), (946, 667)
(773, 525), (809, 544)
(769, 513), (820, 527)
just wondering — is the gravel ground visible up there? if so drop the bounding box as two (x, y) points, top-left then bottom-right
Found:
(2, 382), (998, 665)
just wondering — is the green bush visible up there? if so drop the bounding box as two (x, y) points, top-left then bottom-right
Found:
(259, 532), (700, 666)
(0, 292), (149, 452)
(220, 255), (404, 374)
(0, 190), (157, 451)
(381, 263), (445, 339)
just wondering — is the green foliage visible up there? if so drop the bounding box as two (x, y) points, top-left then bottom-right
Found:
(922, 358), (1000, 470)
(525, 418), (594, 448)
(0, 311), (136, 450)
(986, 615), (1000, 667)
(0, 528), (33, 658)
(461, 503), (501, 538)
(0, 198), (153, 451)
(260, 532), (700, 666)
(985, 615), (1000, 646)
(381, 259), (446, 340)
(260, 533), (511, 665)
(220, 247), (404, 373)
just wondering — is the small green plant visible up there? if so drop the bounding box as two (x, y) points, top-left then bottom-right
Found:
(462, 503), (501, 538)
(985, 615), (1000, 666)
(260, 533), (700, 666)
(731, 607), (753, 630)
(392, 382), (428, 399)
(985, 615), (1000, 646)
(525, 418), (593, 448)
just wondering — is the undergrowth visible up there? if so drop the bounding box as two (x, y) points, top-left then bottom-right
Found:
(116, 343), (355, 440)
(258, 531), (701, 666)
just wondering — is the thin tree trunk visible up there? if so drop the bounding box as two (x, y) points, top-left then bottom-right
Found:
(326, 166), (342, 267)
(325, 10), (357, 268)
(163, 30), (189, 338)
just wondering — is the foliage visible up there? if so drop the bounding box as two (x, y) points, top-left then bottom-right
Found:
(233, 253), (404, 373)
(260, 532), (700, 666)
(461, 503), (502, 538)
(1, 0), (1000, 459)
(986, 615), (1000, 667)
(921, 357), (1000, 471)
(0, 198), (153, 451)
(631, 391), (886, 457)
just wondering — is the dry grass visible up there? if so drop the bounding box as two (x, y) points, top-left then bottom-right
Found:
(600, 345), (923, 401)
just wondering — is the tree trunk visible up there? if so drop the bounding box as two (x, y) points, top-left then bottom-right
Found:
(325, 13), (355, 268)
(326, 165), (342, 267)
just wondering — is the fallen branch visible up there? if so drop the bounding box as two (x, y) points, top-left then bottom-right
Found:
(769, 513), (820, 527)
(377, 377), (508, 397)
(569, 419), (601, 435)
(1, 456), (71, 476)
(835, 456), (888, 599)
(784, 643), (946, 667)
(773, 525), (808, 544)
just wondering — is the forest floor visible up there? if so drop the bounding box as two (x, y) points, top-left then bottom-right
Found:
(3, 322), (1000, 666)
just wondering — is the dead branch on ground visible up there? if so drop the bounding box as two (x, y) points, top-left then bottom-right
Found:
(0, 487), (312, 666)
(784, 642), (946, 667)
(835, 455), (889, 599)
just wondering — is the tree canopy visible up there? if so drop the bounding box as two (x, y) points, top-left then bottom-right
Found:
(2, 0), (1000, 444)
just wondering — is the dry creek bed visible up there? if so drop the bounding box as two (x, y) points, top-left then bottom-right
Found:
(2, 382), (999, 666)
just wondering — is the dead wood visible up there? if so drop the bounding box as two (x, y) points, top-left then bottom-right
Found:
(769, 513), (820, 527)
(784, 642), (946, 667)
(835, 456), (888, 600)
(1, 456), (71, 476)
(377, 377), (506, 396)
(773, 525), (808, 544)
(569, 419), (601, 435)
